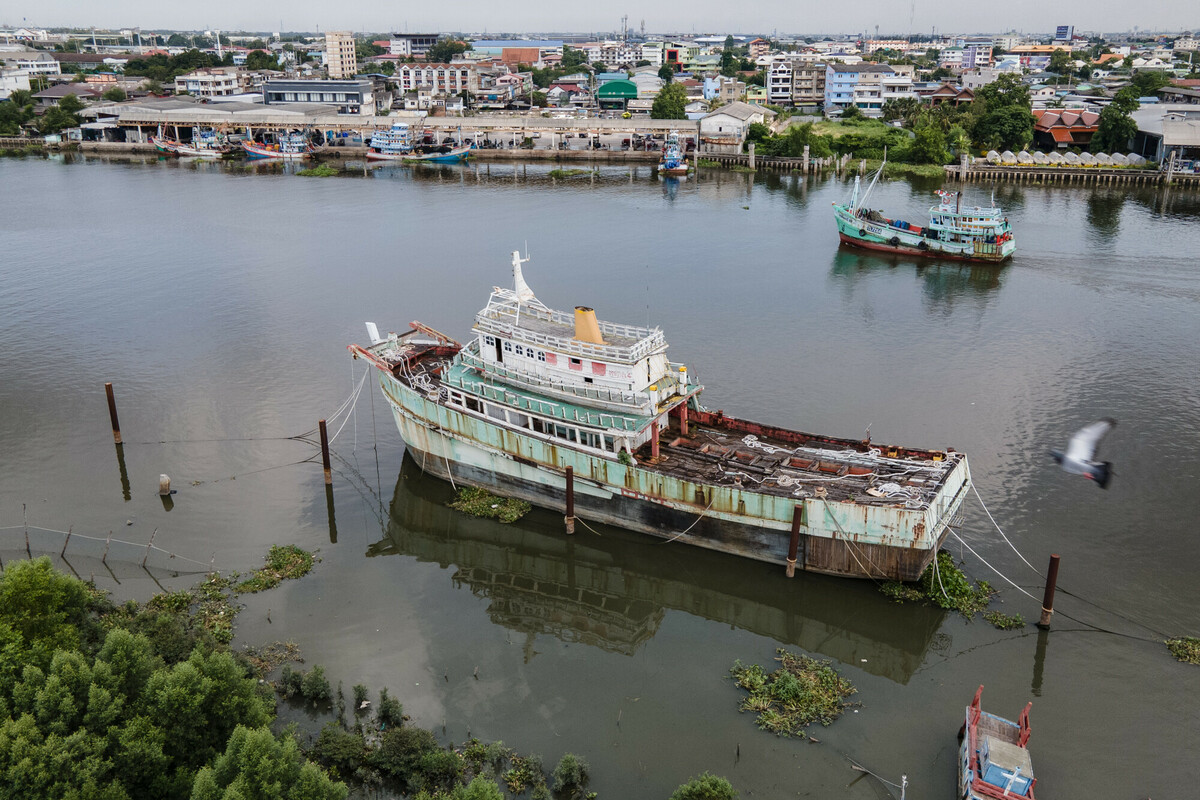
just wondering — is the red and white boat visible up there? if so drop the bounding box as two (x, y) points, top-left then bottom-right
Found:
(958, 685), (1039, 800)
(241, 133), (314, 160)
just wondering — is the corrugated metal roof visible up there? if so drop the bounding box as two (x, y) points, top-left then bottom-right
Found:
(1162, 118), (1200, 146)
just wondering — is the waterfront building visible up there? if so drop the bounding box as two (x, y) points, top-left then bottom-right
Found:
(396, 63), (479, 96)
(823, 63), (901, 117)
(263, 79), (375, 115)
(32, 82), (104, 107)
(1032, 108), (1100, 150)
(324, 31), (357, 80)
(389, 33), (440, 59)
(175, 67), (242, 98)
(699, 101), (775, 151)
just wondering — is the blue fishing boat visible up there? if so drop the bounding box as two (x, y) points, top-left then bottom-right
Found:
(658, 130), (689, 175)
(367, 123), (415, 161)
(958, 686), (1039, 800)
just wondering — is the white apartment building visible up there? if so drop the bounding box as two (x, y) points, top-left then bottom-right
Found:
(641, 41), (664, 66)
(1175, 35), (1199, 52)
(767, 58), (795, 105)
(582, 41), (638, 70)
(324, 31), (357, 80)
(5, 49), (61, 76)
(174, 67), (242, 97)
(863, 39), (909, 54)
(389, 33), (439, 58)
(395, 63), (479, 95)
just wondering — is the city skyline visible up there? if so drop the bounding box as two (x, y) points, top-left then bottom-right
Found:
(6, 1), (1200, 38)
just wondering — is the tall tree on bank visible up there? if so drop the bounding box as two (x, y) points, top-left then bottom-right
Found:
(651, 82), (688, 119)
(1092, 87), (1140, 152)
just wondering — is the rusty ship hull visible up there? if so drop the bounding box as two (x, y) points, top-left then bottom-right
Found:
(353, 330), (971, 582)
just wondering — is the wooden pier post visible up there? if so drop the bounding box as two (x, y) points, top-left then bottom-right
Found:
(1037, 554), (1061, 629)
(786, 505), (803, 577)
(564, 466), (575, 535)
(105, 382), (122, 444)
(325, 484), (338, 543)
(319, 419), (332, 485)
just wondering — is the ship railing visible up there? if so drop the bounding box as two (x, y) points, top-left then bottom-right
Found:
(476, 300), (667, 362)
(448, 376), (641, 431)
(456, 350), (653, 411)
(475, 314), (667, 363)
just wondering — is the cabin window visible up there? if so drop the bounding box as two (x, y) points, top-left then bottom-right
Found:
(569, 358), (582, 371)
(508, 411), (529, 428)
(484, 335), (495, 346)
(537, 351), (546, 362)
(515, 344), (524, 356)
(503, 340), (512, 352)
(486, 404), (506, 421)
(584, 377), (593, 384)
(604, 435), (615, 452)
(531, 417), (546, 434)
(465, 397), (481, 412)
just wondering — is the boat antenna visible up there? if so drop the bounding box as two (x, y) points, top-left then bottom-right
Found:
(859, 148), (885, 210)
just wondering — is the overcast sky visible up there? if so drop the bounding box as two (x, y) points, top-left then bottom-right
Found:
(7, 2), (1198, 37)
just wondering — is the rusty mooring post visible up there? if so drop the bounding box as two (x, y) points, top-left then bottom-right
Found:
(319, 419), (332, 485)
(786, 505), (803, 578)
(105, 382), (122, 444)
(650, 420), (660, 460)
(564, 466), (575, 535)
(1037, 554), (1061, 629)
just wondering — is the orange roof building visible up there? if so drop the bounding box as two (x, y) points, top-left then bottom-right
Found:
(1033, 108), (1100, 149)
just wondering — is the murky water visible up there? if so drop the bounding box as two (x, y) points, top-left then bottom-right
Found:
(2, 154), (1198, 799)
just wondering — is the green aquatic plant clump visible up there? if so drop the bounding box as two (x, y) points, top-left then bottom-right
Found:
(983, 611), (1026, 630)
(449, 487), (532, 523)
(880, 550), (995, 616)
(297, 163), (340, 177)
(730, 648), (858, 737)
(547, 168), (593, 178)
(1166, 636), (1200, 664)
(237, 544), (316, 593)
(695, 158), (722, 167)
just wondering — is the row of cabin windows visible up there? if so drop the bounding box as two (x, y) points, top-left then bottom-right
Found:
(484, 335), (548, 362)
(447, 389), (617, 452)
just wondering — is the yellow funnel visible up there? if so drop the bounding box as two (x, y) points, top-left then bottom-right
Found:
(573, 307), (606, 344)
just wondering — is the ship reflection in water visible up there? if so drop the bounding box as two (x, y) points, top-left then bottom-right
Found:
(368, 455), (949, 683)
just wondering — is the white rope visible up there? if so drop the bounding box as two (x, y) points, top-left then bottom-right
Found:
(972, 483), (1043, 577)
(657, 491), (719, 544)
(328, 370), (368, 445)
(949, 530), (1040, 601)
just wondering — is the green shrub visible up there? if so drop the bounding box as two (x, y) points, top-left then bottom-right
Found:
(671, 772), (738, 800)
(552, 753), (590, 798)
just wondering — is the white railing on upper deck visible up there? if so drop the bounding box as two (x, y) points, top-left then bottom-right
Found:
(474, 290), (667, 363)
(457, 348), (653, 412)
(442, 370), (643, 432)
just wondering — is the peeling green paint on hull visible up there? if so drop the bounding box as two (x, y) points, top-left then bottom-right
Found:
(379, 371), (972, 581)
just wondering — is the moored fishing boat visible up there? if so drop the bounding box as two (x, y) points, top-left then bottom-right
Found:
(241, 132), (314, 160)
(958, 686), (1039, 799)
(366, 122), (415, 161)
(403, 144), (472, 163)
(658, 130), (689, 175)
(833, 163), (1015, 263)
(348, 252), (972, 582)
(151, 127), (231, 158)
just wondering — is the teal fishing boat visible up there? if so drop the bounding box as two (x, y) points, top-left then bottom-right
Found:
(833, 163), (1015, 263)
(349, 252), (972, 581)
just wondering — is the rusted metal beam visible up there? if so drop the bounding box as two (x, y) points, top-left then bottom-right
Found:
(564, 466), (575, 535)
(786, 505), (804, 578)
(319, 419), (332, 485)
